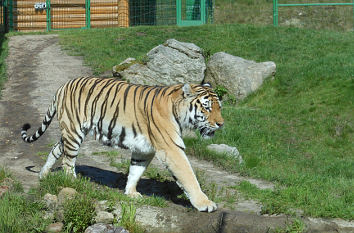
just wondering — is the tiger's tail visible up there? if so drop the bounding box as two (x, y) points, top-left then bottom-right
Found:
(21, 95), (57, 143)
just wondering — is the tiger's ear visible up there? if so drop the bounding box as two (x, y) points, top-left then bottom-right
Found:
(182, 84), (194, 98)
(202, 82), (212, 88)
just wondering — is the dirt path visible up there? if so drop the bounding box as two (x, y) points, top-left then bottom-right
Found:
(1, 34), (352, 233)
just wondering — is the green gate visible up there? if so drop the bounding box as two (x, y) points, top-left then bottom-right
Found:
(0, 0), (8, 32)
(177, 0), (206, 26)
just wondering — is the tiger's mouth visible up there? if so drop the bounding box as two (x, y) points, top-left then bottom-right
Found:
(200, 127), (216, 139)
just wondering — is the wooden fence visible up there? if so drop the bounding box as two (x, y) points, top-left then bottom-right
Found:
(11, 0), (129, 31)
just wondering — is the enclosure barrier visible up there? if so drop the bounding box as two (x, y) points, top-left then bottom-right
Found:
(273, 0), (354, 29)
(2, 0), (213, 32)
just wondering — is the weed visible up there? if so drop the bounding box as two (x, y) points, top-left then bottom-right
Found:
(63, 195), (95, 233)
(214, 85), (228, 100)
(274, 219), (305, 233)
(119, 203), (144, 233)
(0, 193), (49, 233)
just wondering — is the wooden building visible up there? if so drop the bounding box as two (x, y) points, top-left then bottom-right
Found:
(2, 0), (212, 32)
(11, 0), (129, 31)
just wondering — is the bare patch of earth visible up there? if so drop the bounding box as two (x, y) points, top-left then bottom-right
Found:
(0, 34), (352, 232)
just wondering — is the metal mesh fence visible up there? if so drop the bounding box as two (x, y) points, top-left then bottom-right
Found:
(214, 0), (353, 31)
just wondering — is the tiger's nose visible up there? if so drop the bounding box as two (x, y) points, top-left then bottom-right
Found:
(216, 122), (224, 128)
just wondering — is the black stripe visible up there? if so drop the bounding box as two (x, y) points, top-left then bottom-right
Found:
(107, 99), (120, 140)
(139, 86), (150, 101)
(160, 86), (170, 97)
(132, 124), (137, 137)
(118, 127), (128, 149)
(110, 81), (125, 108)
(130, 158), (147, 165)
(133, 86), (142, 134)
(123, 84), (133, 112)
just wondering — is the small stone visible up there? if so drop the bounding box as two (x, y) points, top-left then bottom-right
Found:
(94, 200), (109, 212)
(57, 187), (77, 206)
(95, 211), (114, 224)
(0, 185), (9, 197)
(43, 193), (58, 210)
(43, 211), (54, 220)
(207, 144), (244, 164)
(85, 223), (129, 233)
(46, 222), (64, 233)
(55, 208), (65, 222)
(112, 205), (122, 221)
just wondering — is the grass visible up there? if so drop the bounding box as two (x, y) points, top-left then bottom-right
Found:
(63, 195), (95, 233)
(0, 33), (8, 97)
(215, 0), (354, 31)
(56, 24), (353, 220)
(0, 168), (49, 233)
(38, 171), (164, 232)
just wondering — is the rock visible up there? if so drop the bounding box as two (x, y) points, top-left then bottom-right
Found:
(112, 58), (136, 78)
(95, 211), (114, 224)
(112, 205), (122, 221)
(43, 211), (55, 220)
(204, 52), (276, 100)
(207, 144), (244, 164)
(94, 200), (109, 212)
(116, 39), (205, 85)
(0, 177), (15, 197)
(284, 18), (303, 27)
(85, 223), (129, 233)
(46, 222), (64, 233)
(0, 185), (9, 197)
(43, 193), (58, 210)
(57, 187), (77, 206)
(55, 208), (65, 222)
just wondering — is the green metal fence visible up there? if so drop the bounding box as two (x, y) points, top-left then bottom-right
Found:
(129, 0), (213, 26)
(273, 0), (354, 29)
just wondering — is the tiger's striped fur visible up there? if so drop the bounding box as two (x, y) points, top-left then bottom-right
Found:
(21, 77), (224, 212)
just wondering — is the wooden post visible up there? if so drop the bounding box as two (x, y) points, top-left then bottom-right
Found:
(118, 0), (129, 27)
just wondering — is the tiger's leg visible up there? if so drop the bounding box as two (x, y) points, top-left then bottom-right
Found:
(125, 152), (154, 198)
(155, 149), (217, 213)
(39, 139), (64, 179)
(61, 132), (84, 178)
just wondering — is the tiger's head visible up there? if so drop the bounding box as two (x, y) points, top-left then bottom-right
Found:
(179, 83), (224, 139)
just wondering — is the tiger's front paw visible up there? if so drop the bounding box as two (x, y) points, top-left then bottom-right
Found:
(191, 197), (217, 213)
(125, 190), (143, 198)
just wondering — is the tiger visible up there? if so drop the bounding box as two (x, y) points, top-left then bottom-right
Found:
(21, 77), (224, 212)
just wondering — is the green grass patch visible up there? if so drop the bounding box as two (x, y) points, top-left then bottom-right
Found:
(58, 24), (354, 220)
(63, 195), (95, 233)
(0, 169), (48, 233)
(0, 34), (8, 97)
(0, 193), (49, 233)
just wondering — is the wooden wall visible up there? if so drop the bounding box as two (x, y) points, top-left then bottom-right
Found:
(12, 0), (129, 31)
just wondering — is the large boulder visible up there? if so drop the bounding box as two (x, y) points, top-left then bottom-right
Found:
(204, 52), (276, 100)
(114, 39), (205, 85)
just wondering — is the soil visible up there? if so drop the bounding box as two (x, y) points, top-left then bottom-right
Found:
(0, 34), (353, 233)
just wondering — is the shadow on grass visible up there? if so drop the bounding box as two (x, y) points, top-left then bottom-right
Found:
(76, 165), (191, 208)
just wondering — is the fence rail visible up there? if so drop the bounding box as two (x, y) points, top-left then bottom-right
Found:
(2, 0), (213, 32)
(273, 0), (354, 29)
